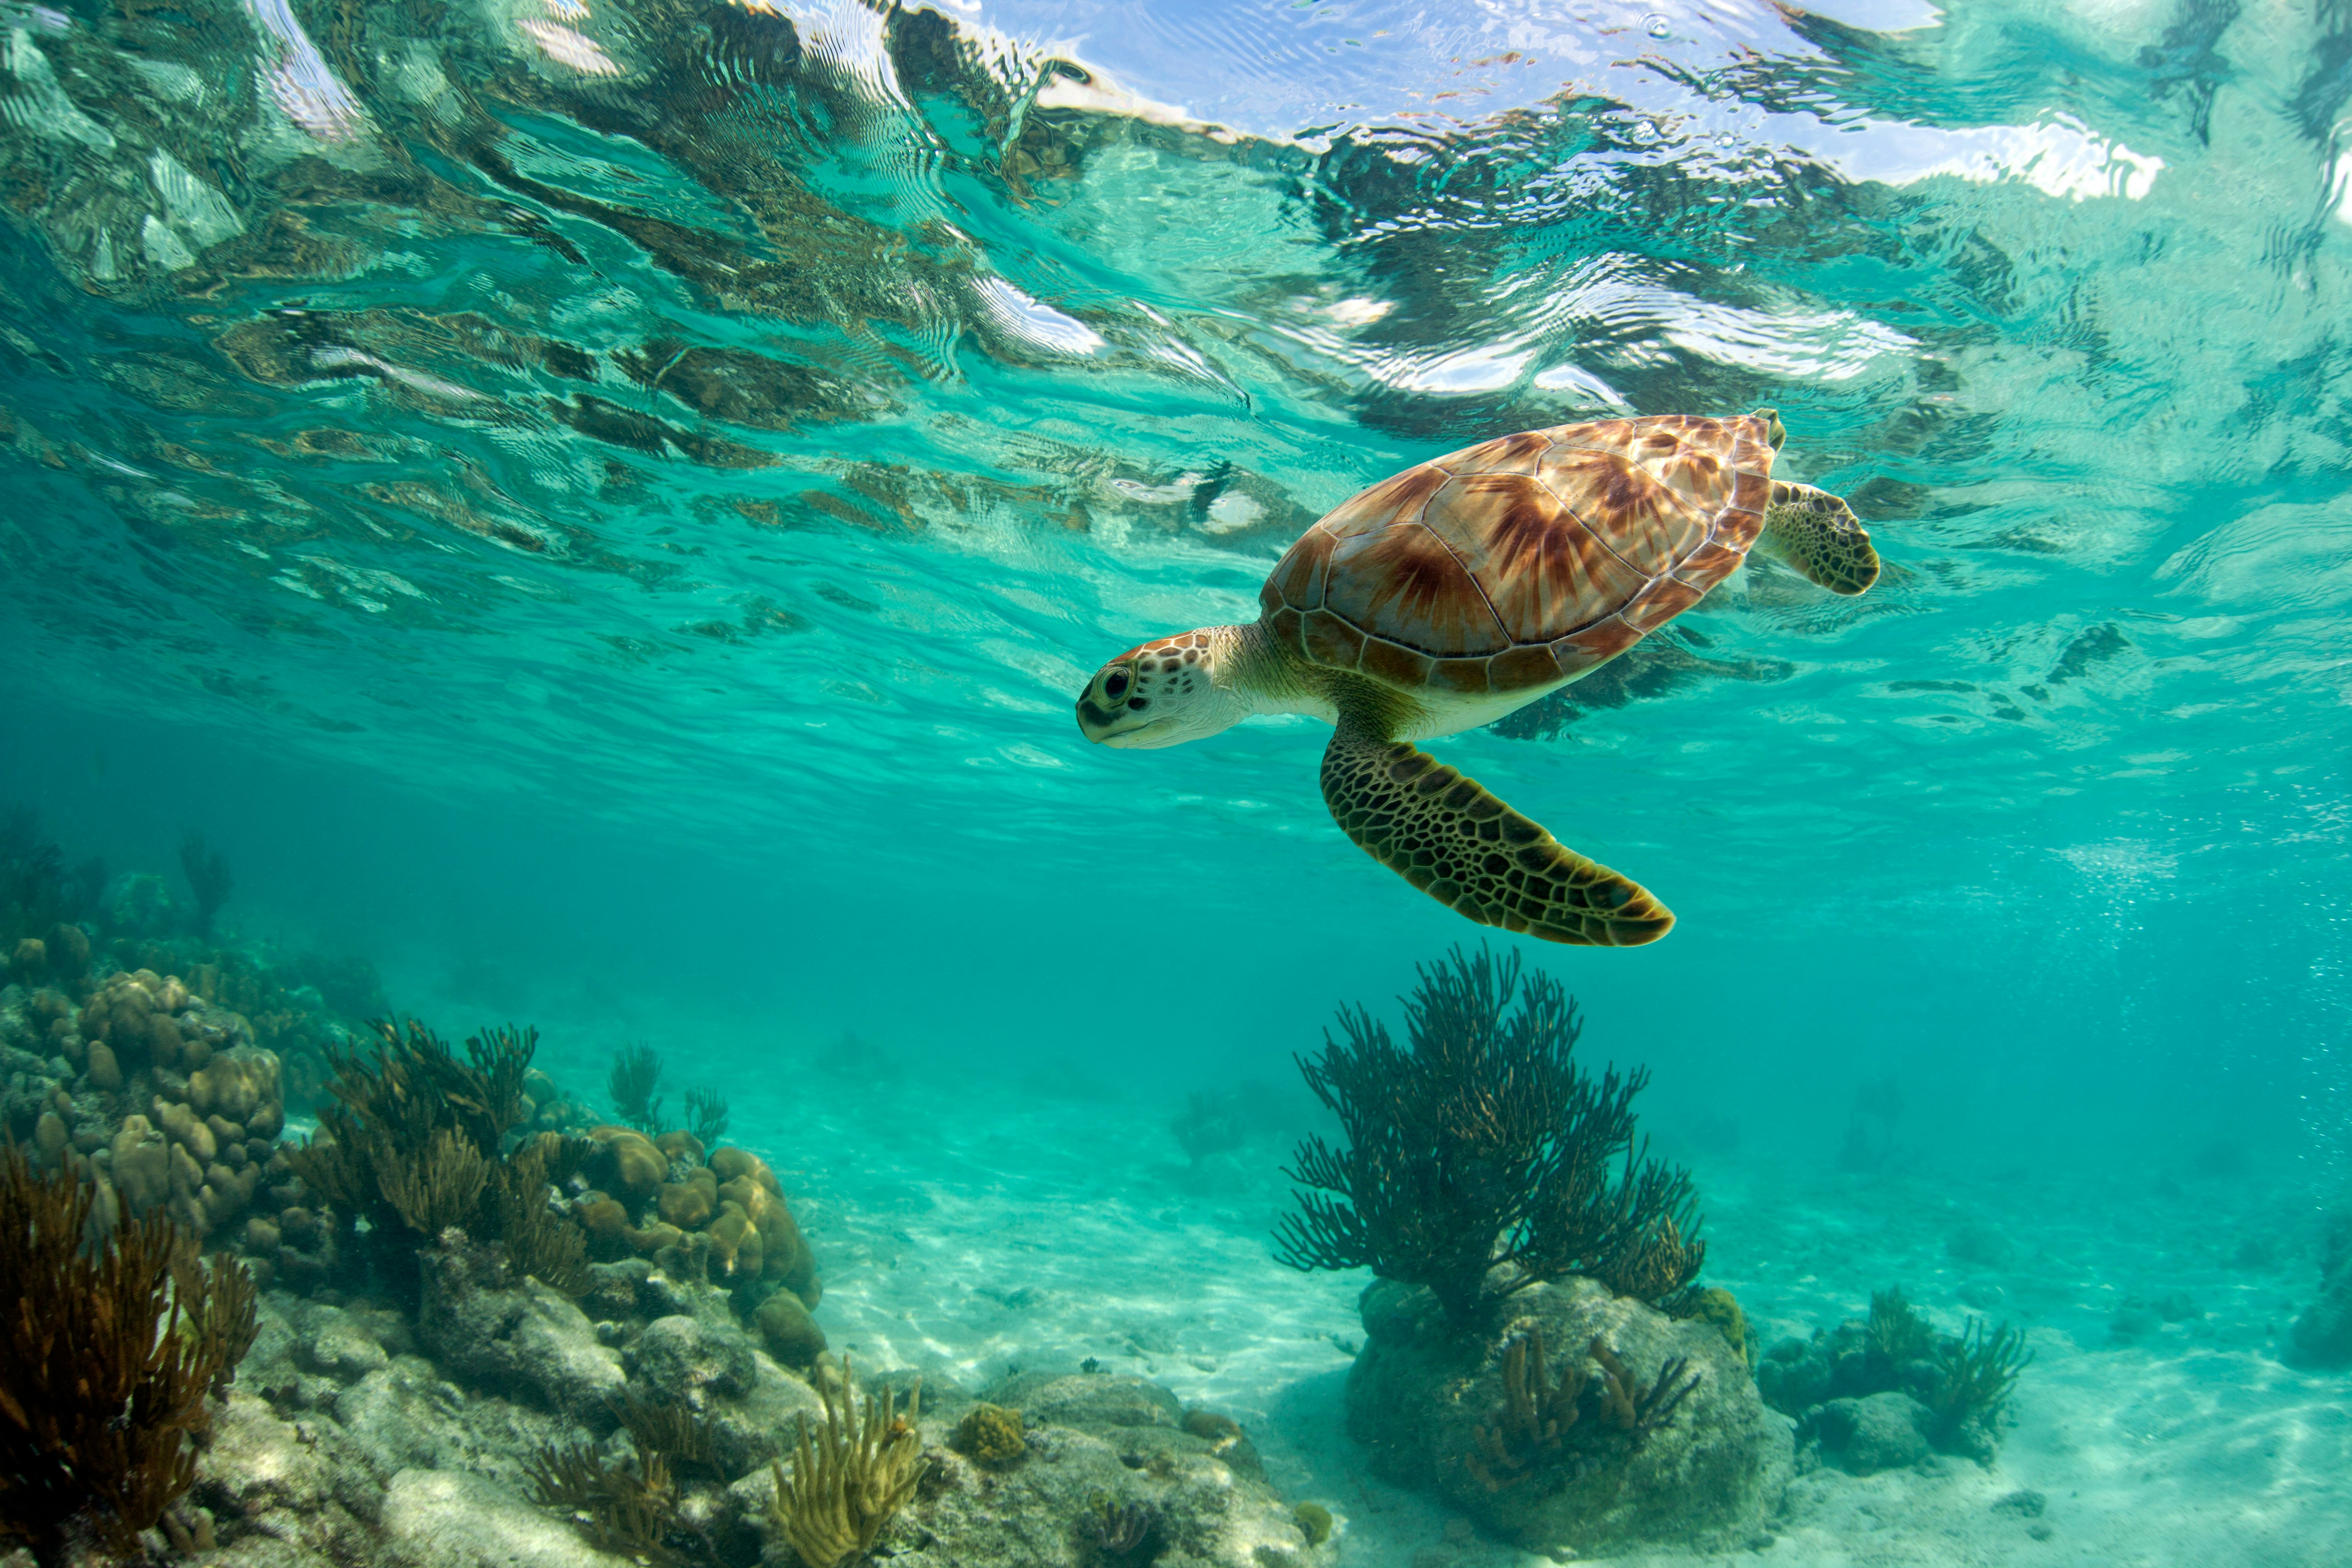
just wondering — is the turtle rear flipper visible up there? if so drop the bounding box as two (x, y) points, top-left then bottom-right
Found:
(1319, 723), (1673, 947)
(1764, 481), (1880, 595)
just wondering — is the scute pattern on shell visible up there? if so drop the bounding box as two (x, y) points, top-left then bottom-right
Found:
(1261, 414), (1775, 695)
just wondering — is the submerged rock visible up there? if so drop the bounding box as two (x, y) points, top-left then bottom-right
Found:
(704, 1348), (825, 1478)
(197, 1389), (385, 1558)
(1809, 1392), (1935, 1474)
(381, 1469), (639, 1568)
(752, 1369), (1315, 1568)
(1345, 1276), (1792, 1557)
(417, 1230), (625, 1428)
(633, 1310), (759, 1402)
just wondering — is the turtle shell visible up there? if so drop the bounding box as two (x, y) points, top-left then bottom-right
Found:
(1259, 413), (1777, 698)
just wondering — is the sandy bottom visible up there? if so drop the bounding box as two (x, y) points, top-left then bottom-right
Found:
(660, 1059), (2352, 1568)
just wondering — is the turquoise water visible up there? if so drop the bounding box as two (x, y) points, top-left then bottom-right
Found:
(3, 0), (2351, 1557)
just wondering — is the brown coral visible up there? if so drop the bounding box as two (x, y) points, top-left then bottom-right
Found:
(953, 1402), (1026, 1466)
(584, 1135), (818, 1301)
(756, 1290), (828, 1366)
(0, 1143), (254, 1566)
(1588, 1338), (1701, 1440)
(284, 1019), (589, 1296)
(1466, 1328), (1587, 1491)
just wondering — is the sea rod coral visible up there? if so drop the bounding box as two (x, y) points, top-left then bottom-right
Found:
(0, 1141), (256, 1566)
(769, 1358), (926, 1568)
(285, 1018), (592, 1298)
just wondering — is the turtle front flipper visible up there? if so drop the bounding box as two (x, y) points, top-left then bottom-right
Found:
(1764, 481), (1880, 595)
(1319, 723), (1674, 947)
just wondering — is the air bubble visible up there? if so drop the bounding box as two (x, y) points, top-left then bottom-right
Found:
(1645, 13), (1671, 37)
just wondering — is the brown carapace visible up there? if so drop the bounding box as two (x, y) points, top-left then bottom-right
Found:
(1075, 410), (1879, 945)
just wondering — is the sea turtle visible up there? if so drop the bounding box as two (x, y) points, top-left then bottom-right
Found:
(1074, 409), (1877, 946)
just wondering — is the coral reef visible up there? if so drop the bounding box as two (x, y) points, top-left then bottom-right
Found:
(610, 1043), (667, 1133)
(577, 1126), (821, 1317)
(2286, 1212), (2352, 1367)
(0, 807), (104, 949)
(829, 1368), (1318, 1568)
(178, 831), (233, 938)
(0, 1142), (256, 1566)
(285, 1018), (592, 1300)
(0, 810), (383, 1116)
(1081, 1498), (1158, 1561)
(953, 1402), (1028, 1466)
(1169, 1089), (1246, 1166)
(1464, 1327), (1700, 1492)
(685, 1087), (730, 1148)
(524, 1443), (686, 1562)
(1345, 1275), (1789, 1555)
(1756, 1288), (2032, 1468)
(1926, 1317), (2032, 1437)
(417, 1231), (624, 1425)
(0, 960), (306, 1294)
(1277, 945), (1704, 1326)
(768, 1360), (927, 1568)
(755, 1289), (829, 1367)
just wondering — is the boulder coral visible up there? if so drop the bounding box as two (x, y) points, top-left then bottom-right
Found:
(755, 1290), (828, 1367)
(579, 1127), (821, 1309)
(0, 965), (311, 1290)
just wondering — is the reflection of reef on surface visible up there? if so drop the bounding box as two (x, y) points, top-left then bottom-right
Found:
(1490, 634), (1798, 740)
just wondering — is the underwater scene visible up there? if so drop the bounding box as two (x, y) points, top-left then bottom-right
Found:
(2, 0), (2350, 1563)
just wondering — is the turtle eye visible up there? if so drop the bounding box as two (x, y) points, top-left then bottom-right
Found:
(1104, 670), (1129, 698)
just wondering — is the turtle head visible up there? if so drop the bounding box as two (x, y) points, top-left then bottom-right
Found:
(1076, 631), (1245, 749)
(1750, 407), (1787, 450)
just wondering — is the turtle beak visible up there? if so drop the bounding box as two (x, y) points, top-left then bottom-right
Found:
(1077, 658), (1176, 752)
(1078, 701), (1168, 748)
(1076, 694), (1124, 743)
(1076, 660), (1154, 745)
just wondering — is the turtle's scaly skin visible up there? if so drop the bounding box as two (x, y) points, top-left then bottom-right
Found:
(1260, 413), (1779, 702)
